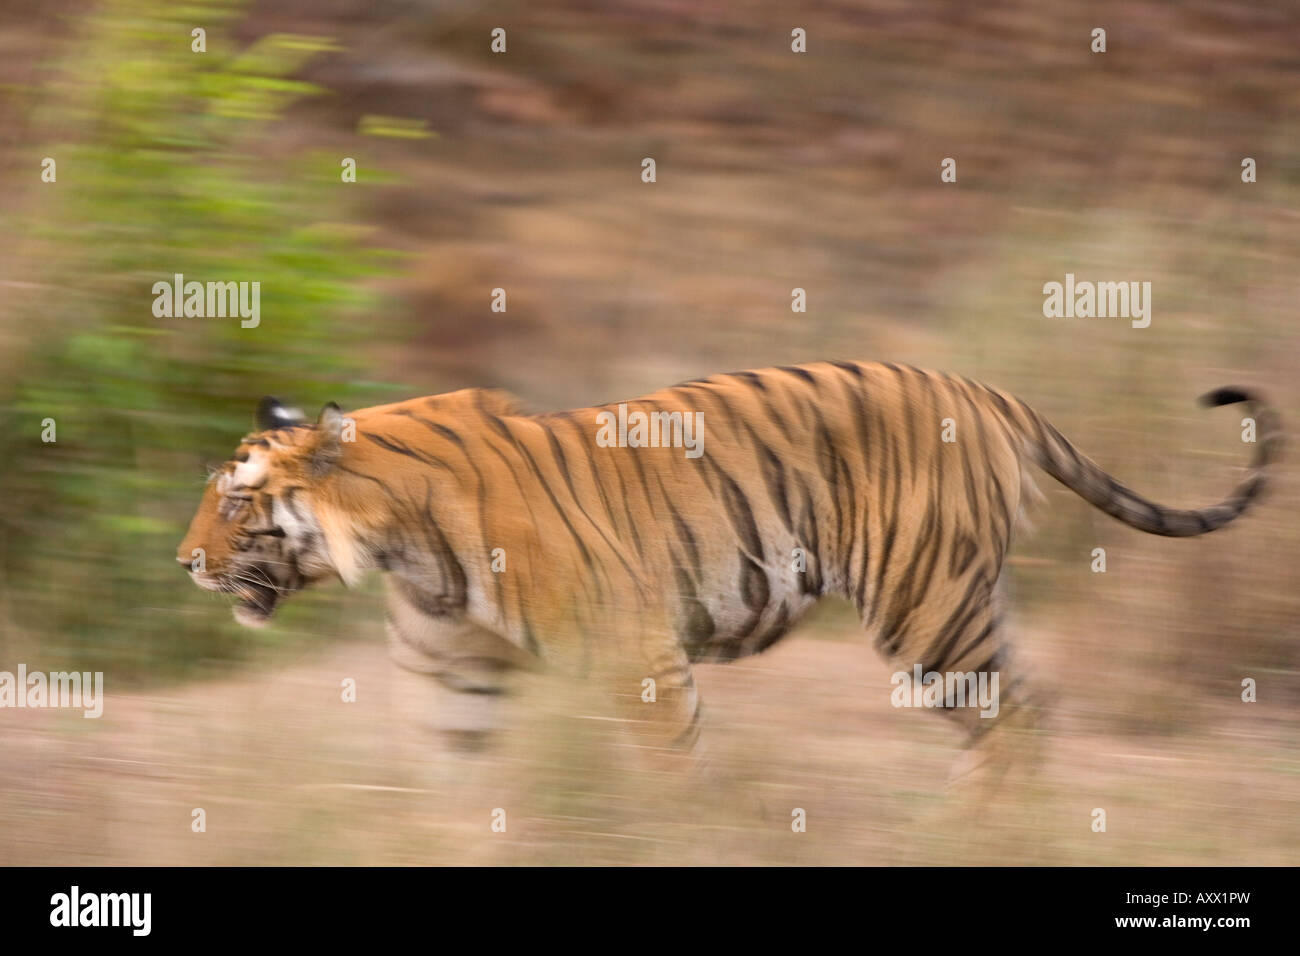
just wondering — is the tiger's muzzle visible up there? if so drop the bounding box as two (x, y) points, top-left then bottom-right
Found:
(181, 561), (290, 628)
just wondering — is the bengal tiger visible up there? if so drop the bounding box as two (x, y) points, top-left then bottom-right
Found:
(177, 362), (1277, 770)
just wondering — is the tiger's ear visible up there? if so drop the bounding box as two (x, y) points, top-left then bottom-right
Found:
(256, 396), (307, 431)
(308, 402), (345, 478)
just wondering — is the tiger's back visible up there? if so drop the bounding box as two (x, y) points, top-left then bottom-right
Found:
(535, 362), (1026, 668)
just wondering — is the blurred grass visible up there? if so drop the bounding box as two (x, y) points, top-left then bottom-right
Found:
(0, 0), (401, 679)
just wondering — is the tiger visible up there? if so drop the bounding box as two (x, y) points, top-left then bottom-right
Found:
(176, 361), (1277, 770)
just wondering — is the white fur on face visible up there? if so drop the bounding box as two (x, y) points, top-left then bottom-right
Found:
(271, 495), (310, 540)
(315, 506), (366, 586)
(231, 454), (268, 490)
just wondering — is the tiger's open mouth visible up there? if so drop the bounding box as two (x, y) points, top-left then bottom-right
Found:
(231, 579), (281, 628)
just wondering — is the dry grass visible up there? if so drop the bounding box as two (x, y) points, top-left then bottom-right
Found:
(2, 605), (1295, 866)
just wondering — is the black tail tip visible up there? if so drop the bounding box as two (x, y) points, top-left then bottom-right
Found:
(1198, 386), (1253, 408)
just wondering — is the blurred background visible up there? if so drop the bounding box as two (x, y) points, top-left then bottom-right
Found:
(0, 0), (1297, 864)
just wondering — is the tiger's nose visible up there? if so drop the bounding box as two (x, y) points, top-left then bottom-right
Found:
(177, 555), (195, 569)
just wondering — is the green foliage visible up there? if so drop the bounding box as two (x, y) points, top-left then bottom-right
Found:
(0, 0), (395, 680)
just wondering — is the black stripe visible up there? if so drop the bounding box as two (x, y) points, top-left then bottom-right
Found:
(919, 575), (991, 673)
(706, 458), (765, 561)
(779, 365), (816, 385)
(364, 432), (447, 469)
(749, 424), (795, 535)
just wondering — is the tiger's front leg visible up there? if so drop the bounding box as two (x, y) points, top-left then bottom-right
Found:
(384, 580), (528, 752)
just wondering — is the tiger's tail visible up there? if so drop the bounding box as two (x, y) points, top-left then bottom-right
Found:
(998, 386), (1280, 537)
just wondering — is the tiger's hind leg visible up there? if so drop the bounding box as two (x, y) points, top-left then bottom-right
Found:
(941, 642), (1044, 793)
(873, 570), (1044, 800)
(867, 578), (1046, 861)
(938, 635), (1052, 861)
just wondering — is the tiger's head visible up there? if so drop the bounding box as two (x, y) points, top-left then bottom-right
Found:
(177, 396), (348, 628)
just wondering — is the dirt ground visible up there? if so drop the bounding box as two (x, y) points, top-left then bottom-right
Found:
(2, 608), (1295, 866)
